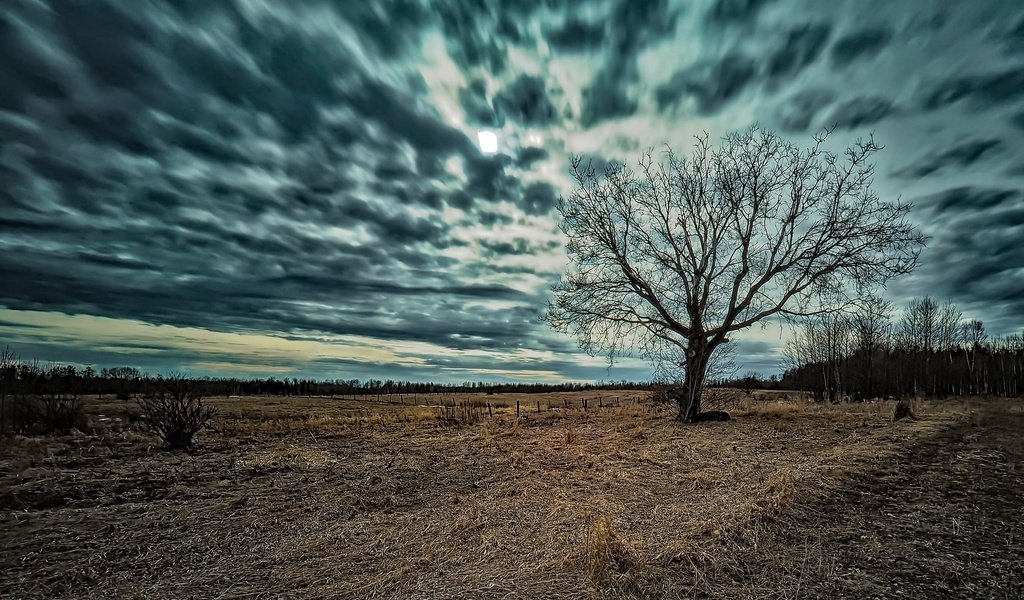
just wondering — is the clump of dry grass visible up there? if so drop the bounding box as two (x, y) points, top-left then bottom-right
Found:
(734, 396), (809, 419)
(586, 515), (641, 588)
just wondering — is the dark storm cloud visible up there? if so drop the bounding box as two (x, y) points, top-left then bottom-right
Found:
(515, 146), (548, 168)
(657, 54), (758, 114)
(520, 182), (559, 215)
(544, 17), (606, 51)
(774, 88), (836, 132)
(580, 72), (639, 126)
(492, 75), (558, 126)
(339, 1), (432, 59)
(459, 79), (500, 127)
(462, 153), (519, 202)
(919, 187), (1020, 215)
(893, 186), (1024, 330)
(922, 67), (1024, 111)
(825, 96), (896, 130)
(480, 237), (560, 258)
(1006, 15), (1024, 52)
(655, 22), (830, 117)
(766, 24), (831, 81)
(0, 13), (70, 112)
(829, 27), (893, 67)
(893, 139), (1004, 179)
(0, 320), (47, 330)
(579, 0), (678, 126)
(0, 242), (541, 353)
(434, 0), (543, 74)
(706, 0), (775, 24)
(607, 0), (678, 55)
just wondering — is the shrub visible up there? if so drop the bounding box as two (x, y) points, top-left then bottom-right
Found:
(38, 394), (85, 432)
(8, 393), (85, 435)
(137, 376), (217, 449)
(892, 397), (916, 422)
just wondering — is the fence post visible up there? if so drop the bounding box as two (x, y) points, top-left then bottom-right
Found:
(487, 403), (493, 418)
(536, 400), (540, 413)
(516, 400), (520, 417)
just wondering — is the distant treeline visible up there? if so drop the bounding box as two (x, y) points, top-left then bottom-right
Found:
(777, 296), (1023, 401)
(0, 349), (653, 400)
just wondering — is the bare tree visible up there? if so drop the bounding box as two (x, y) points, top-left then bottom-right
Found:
(935, 300), (964, 352)
(784, 312), (852, 402)
(897, 296), (938, 352)
(897, 297), (963, 395)
(897, 296), (962, 351)
(850, 294), (892, 398)
(0, 346), (16, 434)
(108, 366), (142, 400)
(546, 126), (924, 422)
(962, 319), (987, 395)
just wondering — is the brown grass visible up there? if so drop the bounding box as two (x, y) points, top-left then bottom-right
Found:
(0, 391), (1020, 599)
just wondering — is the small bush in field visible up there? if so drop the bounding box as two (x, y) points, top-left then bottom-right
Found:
(892, 397), (916, 422)
(138, 376), (217, 449)
(38, 394), (86, 432)
(9, 394), (85, 435)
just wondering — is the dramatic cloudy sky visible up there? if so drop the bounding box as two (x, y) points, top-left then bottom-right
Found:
(1, 0), (1022, 382)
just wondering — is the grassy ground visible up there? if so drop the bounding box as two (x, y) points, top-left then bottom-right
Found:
(1, 392), (1020, 599)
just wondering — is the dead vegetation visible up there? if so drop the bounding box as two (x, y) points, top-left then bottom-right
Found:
(0, 391), (1020, 599)
(136, 375), (217, 449)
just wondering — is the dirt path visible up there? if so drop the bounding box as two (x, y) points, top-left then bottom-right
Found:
(755, 402), (1024, 599)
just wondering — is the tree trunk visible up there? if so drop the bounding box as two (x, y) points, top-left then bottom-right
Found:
(677, 339), (711, 423)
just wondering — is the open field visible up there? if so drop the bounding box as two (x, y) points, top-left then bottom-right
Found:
(1, 392), (1022, 599)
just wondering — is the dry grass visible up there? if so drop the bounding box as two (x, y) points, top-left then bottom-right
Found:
(1, 391), (1020, 599)
(585, 515), (644, 596)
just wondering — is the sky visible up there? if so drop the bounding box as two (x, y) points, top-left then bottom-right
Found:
(1, 0), (1023, 383)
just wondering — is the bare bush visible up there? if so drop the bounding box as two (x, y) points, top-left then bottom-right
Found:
(6, 362), (86, 435)
(8, 395), (84, 435)
(38, 394), (85, 432)
(137, 375), (217, 449)
(892, 397), (916, 422)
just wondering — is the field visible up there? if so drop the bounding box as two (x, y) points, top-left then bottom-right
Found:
(1, 391), (1022, 599)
